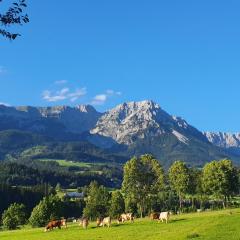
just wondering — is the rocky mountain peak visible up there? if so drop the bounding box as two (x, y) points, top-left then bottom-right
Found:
(114, 100), (160, 113)
(204, 131), (240, 148)
(90, 100), (200, 146)
(77, 104), (98, 113)
(105, 100), (170, 123)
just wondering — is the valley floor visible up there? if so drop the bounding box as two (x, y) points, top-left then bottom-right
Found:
(0, 209), (240, 240)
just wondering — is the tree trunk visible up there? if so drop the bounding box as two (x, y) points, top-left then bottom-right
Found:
(179, 195), (182, 211)
(140, 204), (143, 218)
(200, 198), (203, 210)
(223, 196), (227, 209)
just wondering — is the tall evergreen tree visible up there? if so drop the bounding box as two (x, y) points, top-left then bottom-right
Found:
(83, 181), (110, 220)
(2, 203), (27, 230)
(109, 190), (125, 218)
(29, 195), (63, 227)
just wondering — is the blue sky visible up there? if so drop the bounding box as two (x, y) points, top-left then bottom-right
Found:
(1, 0), (240, 132)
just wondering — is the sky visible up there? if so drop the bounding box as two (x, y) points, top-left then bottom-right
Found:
(1, 0), (240, 132)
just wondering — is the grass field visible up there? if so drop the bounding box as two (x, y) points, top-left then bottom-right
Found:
(39, 159), (93, 168)
(0, 209), (239, 240)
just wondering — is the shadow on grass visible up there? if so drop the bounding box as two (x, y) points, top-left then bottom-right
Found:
(170, 218), (186, 223)
(186, 233), (200, 239)
(90, 226), (98, 229)
(90, 223), (131, 229)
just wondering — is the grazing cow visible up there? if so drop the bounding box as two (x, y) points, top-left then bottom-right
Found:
(44, 219), (67, 232)
(118, 213), (134, 223)
(159, 212), (170, 223)
(61, 219), (67, 228)
(126, 213), (134, 222)
(97, 217), (111, 227)
(150, 212), (160, 220)
(79, 217), (89, 229)
(96, 217), (102, 227)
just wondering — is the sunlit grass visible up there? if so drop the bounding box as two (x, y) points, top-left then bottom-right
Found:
(0, 208), (239, 240)
(39, 159), (92, 168)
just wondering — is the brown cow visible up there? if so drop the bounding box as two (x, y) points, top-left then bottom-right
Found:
(150, 212), (160, 220)
(79, 217), (89, 229)
(44, 219), (67, 232)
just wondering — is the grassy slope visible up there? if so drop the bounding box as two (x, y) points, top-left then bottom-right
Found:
(39, 159), (105, 175)
(0, 209), (239, 240)
(39, 159), (92, 168)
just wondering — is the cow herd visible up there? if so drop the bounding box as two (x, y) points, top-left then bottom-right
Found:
(44, 211), (170, 232)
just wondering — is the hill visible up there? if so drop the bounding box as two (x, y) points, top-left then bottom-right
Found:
(0, 209), (239, 240)
(0, 130), (49, 159)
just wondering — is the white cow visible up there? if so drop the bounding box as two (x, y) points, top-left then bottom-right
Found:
(98, 217), (111, 227)
(159, 212), (170, 223)
(118, 213), (134, 223)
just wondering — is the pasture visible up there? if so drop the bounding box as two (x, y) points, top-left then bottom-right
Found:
(39, 159), (92, 168)
(0, 209), (239, 240)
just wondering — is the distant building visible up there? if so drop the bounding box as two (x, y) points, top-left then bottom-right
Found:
(64, 192), (85, 199)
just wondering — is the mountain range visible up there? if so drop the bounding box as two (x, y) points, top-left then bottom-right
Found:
(204, 132), (240, 155)
(0, 100), (239, 167)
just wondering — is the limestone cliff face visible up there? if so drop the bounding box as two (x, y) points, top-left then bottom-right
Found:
(204, 132), (240, 149)
(90, 100), (206, 146)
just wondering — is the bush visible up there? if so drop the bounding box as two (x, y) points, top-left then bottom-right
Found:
(29, 195), (63, 227)
(2, 203), (27, 230)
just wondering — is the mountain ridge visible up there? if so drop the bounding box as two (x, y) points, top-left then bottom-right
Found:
(204, 132), (240, 155)
(0, 104), (102, 135)
(0, 100), (239, 167)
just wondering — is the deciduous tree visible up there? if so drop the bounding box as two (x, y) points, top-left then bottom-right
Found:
(122, 154), (164, 218)
(202, 159), (239, 208)
(168, 161), (190, 210)
(0, 0), (29, 40)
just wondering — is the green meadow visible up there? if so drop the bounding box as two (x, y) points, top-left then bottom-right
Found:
(0, 209), (239, 240)
(39, 159), (93, 168)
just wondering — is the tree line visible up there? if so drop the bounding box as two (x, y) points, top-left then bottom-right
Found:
(0, 161), (121, 188)
(122, 155), (239, 217)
